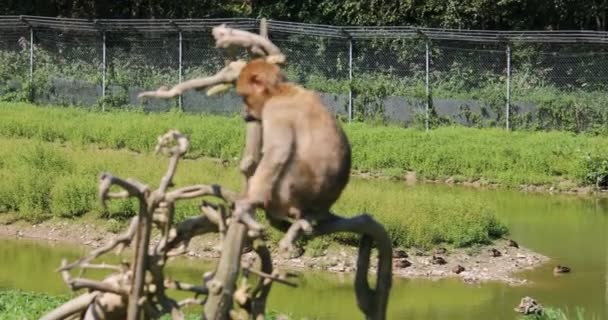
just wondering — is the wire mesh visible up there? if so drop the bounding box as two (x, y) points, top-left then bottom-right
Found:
(429, 40), (507, 127)
(352, 37), (426, 123)
(2, 16), (608, 130)
(181, 30), (249, 114)
(270, 31), (350, 116)
(106, 31), (179, 110)
(33, 27), (102, 106)
(0, 25), (29, 97)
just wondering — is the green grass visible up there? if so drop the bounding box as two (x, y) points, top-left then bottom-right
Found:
(1, 102), (608, 188)
(0, 290), (70, 320)
(0, 136), (506, 248)
(0, 290), (289, 320)
(522, 306), (599, 320)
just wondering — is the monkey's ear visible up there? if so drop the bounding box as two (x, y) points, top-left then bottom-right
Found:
(250, 74), (266, 93)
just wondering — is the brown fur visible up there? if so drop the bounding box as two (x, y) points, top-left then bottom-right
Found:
(236, 59), (351, 222)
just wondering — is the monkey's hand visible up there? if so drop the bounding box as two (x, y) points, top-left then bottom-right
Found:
(233, 199), (265, 238)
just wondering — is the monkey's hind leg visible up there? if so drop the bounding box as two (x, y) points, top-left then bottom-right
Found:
(278, 218), (313, 254)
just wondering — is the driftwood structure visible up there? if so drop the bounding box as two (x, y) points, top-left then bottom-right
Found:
(42, 19), (393, 320)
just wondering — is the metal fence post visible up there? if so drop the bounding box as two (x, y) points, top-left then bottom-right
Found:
(425, 41), (430, 131)
(29, 27), (33, 82)
(348, 37), (353, 122)
(178, 31), (183, 110)
(506, 44), (511, 130)
(102, 31), (106, 110)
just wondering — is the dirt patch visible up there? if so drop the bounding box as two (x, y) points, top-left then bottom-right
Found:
(0, 218), (549, 286)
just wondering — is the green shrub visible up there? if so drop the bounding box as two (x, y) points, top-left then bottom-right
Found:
(578, 154), (608, 188)
(50, 175), (96, 218)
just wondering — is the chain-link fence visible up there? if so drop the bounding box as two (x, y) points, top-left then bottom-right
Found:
(3, 16), (608, 132)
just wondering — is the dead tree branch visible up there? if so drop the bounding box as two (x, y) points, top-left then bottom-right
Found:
(212, 24), (286, 64)
(59, 217), (138, 271)
(40, 292), (98, 320)
(137, 60), (247, 99)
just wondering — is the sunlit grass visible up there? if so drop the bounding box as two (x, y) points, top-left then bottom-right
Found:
(0, 137), (506, 248)
(1, 102), (607, 187)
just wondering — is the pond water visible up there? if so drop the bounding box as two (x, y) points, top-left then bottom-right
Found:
(0, 183), (606, 320)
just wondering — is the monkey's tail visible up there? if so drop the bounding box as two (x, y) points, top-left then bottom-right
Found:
(354, 215), (393, 320)
(314, 213), (393, 320)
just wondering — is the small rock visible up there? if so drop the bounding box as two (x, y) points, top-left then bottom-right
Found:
(490, 248), (502, 257)
(431, 255), (447, 265)
(329, 263), (346, 273)
(452, 265), (465, 274)
(393, 249), (408, 259)
(553, 265), (571, 274)
(507, 239), (519, 248)
(16, 230), (24, 238)
(517, 253), (526, 259)
(394, 259), (412, 269)
(514, 296), (543, 315)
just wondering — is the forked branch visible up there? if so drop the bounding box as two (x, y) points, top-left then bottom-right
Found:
(212, 24), (286, 64)
(137, 60), (247, 99)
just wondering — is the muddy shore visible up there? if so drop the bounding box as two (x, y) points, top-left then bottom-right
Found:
(0, 218), (550, 286)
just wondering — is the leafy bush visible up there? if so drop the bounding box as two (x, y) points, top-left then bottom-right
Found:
(50, 175), (96, 217)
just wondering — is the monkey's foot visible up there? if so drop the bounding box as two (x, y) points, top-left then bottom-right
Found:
(233, 200), (265, 237)
(236, 211), (265, 238)
(278, 219), (313, 254)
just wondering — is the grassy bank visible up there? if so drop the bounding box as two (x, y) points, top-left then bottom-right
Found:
(0, 136), (506, 248)
(1, 102), (608, 188)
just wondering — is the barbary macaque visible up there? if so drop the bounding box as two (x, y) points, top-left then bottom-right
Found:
(138, 25), (352, 245)
(232, 58), (352, 242)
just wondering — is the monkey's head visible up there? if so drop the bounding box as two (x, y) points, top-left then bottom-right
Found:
(236, 59), (286, 120)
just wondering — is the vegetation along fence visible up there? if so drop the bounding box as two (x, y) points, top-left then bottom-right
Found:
(2, 16), (608, 132)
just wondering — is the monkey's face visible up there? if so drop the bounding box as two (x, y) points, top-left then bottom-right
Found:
(236, 59), (285, 120)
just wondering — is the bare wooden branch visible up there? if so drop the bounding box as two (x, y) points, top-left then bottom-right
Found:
(165, 184), (239, 203)
(156, 130), (190, 194)
(67, 277), (129, 296)
(99, 173), (148, 209)
(40, 292), (97, 320)
(241, 265), (297, 288)
(74, 263), (123, 272)
(178, 298), (205, 307)
(137, 60), (247, 99)
(212, 24), (286, 64)
(204, 120), (264, 319)
(59, 218), (138, 271)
